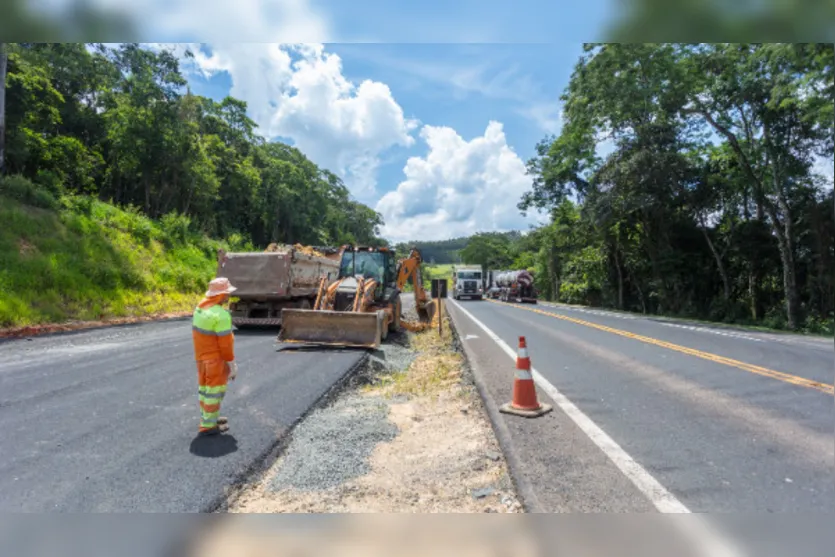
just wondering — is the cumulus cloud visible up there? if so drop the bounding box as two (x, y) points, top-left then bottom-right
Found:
(337, 48), (563, 134)
(182, 43), (419, 200)
(377, 121), (543, 243)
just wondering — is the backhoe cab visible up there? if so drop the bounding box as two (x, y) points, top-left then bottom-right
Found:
(277, 245), (436, 349)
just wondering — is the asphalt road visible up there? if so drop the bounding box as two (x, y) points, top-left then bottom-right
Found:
(0, 320), (365, 512)
(447, 298), (834, 514)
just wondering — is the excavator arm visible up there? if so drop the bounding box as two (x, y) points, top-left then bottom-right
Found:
(395, 248), (435, 322)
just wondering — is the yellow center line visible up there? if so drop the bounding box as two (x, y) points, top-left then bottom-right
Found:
(487, 300), (835, 396)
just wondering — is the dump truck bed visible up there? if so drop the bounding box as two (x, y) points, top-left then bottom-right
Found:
(216, 248), (341, 326)
(217, 250), (340, 299)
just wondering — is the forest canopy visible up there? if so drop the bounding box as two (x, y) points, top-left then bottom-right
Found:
(0, 42), (386, 248)
(462, 44), (834, 333)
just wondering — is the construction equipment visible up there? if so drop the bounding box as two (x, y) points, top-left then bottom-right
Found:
(496, 270), (538, 304)
(216, 244), (341, 327)
(277, 245), (437, 349)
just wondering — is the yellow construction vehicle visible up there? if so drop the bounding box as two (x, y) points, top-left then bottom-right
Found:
(277, 245), (436, 349)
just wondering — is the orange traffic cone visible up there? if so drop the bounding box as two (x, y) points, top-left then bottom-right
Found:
(499, 336), (553, 418)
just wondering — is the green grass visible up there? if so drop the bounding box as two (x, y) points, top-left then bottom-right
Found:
(0, 189), (243, 329)
(424, 264), (455, 282)
(399, 263), (456, 293)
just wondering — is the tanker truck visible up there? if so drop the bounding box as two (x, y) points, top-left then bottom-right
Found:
(496, 270), (538, 304)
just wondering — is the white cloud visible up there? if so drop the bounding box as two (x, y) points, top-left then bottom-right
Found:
(338, 48), (562, 134)
(376, 121), (544, 243)
(180, 43), (419, 201)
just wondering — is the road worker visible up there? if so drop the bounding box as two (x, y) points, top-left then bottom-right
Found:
(192, 277), (238, 436)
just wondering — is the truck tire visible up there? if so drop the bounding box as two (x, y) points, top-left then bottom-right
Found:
(389, 296), (401, 332)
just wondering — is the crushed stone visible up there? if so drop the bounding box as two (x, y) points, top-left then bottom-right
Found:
(367, 339), (419, 375)
(268, 394), (398, 492)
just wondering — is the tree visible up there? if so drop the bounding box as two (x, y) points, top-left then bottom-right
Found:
(460, 232), (515, 273)
(521, 43), (833, 330)
(0, 43), (7, 174)
(679, 44), (834, 328)
(1, 42), (387, 251)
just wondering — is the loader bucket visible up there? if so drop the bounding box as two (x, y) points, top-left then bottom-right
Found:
(277, 308), (383, 349)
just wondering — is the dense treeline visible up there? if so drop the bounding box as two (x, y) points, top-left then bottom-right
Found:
(0, 43), (385, 248)
(464, 44), (834, 333)
(393, 237), (475, 264)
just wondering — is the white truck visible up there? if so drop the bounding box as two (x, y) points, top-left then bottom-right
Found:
(452, 265), (484, 300)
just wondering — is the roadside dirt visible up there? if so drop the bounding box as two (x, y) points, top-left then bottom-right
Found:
(227, 309), (522, 513)
(0, 311), (192, 340)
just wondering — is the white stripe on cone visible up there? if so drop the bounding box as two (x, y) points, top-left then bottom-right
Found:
(515, 369), (533, 380)
(518, 348), (528, 358)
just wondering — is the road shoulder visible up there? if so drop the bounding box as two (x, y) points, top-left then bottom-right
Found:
(225, 312), (523, 513)
(446, 299), (656, 513)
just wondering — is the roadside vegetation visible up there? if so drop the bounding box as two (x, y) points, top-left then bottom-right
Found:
(0, 177), (251, 328)
(0, 43), (386, 329)
(408, 45), (834, 336)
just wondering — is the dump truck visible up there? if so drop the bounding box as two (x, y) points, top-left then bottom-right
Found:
(496, 270), (538, 304)
(215, 244), (342, 327)
(277, 245), (436, 349)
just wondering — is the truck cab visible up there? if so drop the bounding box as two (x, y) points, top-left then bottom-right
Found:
(452, 266), (483, 300)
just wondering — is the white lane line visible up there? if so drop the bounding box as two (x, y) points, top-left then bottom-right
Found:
(448, 299), (746, 557)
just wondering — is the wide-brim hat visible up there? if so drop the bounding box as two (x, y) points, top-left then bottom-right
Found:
(206, 277), (237, 297)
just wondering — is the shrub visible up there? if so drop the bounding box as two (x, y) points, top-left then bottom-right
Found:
(0, 175), (58, 209)
(60, 194), (95, 216)
(159, 211), (192, 248)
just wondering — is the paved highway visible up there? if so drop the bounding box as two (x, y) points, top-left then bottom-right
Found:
(0, 320), (364, 511)
(447, 298), (834, 514)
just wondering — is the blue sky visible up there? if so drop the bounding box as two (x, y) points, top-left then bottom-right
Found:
(103, 0), (617, 243)
(128, 0), (829, 243)
(177, 40), (604, 243)
(186, 43), (579, 185)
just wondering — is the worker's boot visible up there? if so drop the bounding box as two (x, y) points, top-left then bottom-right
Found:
(198, 424), (229, 436)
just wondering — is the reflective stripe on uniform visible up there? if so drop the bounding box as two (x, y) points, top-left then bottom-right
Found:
(192, 325), (216, 336)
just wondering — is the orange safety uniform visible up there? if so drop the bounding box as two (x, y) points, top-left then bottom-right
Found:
(191, 294), (235, 432)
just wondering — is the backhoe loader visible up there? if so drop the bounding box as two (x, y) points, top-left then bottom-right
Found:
(277, 245), (437, 349)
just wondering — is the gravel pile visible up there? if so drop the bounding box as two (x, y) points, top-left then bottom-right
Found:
(367, 340), (419, 375)
(268, 395), (398, 492)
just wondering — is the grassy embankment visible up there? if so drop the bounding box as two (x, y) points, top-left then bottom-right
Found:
(0, 176), (251, 330)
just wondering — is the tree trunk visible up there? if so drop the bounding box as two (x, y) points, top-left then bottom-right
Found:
(144, 175), (151, 215)
(699, 222), (731, 301)
(634, 279), (647, 314)
(0, 43), (7, 175)
(765, 199), (801, 330)
(748, 269), (760, 321)
(777, 238), (801, 330)
(614, 248), (625, 310)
